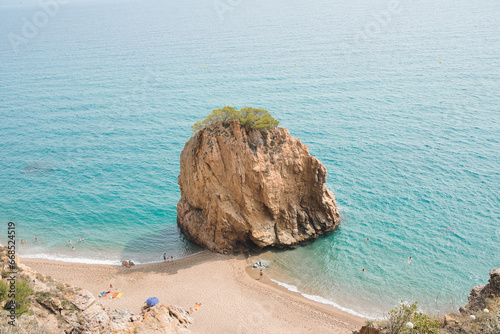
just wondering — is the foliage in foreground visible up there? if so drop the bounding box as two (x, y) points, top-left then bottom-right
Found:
(192, 106), (279, 133)
(446, 297), (500, 334)
(1, 280), (33, 317)
(381, 301), (441, 334)
(372, 299), (500, 334)
(0, 280), (8, 302)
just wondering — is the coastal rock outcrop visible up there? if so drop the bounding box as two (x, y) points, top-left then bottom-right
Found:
(136, 305), (193, 333)
(466, 269), (500, 313)
(0, 246), (194, 334)
(177, 120), (340, 253)
(353, 268), (500, 334)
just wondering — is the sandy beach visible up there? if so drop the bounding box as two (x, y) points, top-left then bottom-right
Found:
(22, 252), (365, 333)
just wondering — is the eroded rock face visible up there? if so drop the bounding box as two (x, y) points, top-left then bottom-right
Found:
(0, 248), (194, 334)
(467, 269), (500, 312)
(137, 305), (193, 334)
(177, 120), (340, 253)
(67, 289), (96, 311)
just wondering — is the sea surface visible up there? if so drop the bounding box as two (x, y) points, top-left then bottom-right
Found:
(1, 0), (499, 319)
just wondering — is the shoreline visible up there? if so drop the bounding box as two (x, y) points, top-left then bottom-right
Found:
(21, 252), (366, 333)
(18, 249), (207, 266)
(243, 257), (371, 323)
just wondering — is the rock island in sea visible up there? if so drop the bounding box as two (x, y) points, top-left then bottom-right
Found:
(177, 106), (340, 253)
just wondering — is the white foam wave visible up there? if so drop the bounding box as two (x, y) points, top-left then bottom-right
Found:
(20, 253), (122, 266)
(20, 250), (207, 266)
(271, 279), (377, 320)
(270, 278), (300, 293)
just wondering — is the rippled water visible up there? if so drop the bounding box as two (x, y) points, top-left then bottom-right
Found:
(0, 0), (498, 318)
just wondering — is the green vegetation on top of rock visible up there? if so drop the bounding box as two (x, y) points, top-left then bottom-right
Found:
(192, 106), (279, 134)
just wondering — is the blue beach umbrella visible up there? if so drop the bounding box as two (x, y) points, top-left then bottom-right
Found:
(146, 297), (159, 306)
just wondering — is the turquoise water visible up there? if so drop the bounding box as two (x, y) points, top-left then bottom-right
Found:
(1, 0), (499, 318)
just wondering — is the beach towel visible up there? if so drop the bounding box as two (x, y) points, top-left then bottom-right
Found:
(115, 292), (124, 298)
(102, 291), (111, 297)
(112, 292), (119, 298)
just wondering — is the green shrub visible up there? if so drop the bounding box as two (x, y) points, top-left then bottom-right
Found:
(413, 310), (440, 333)
(3, 280), (33, 317)
(35, 291), (50, 303)
(384, 301), (440, 334)
(0, 280), (8, 302)
(61, 298), (71, 310)
(192, 106), (279, 133)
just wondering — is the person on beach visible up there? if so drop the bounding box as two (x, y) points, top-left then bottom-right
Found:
(110, 283), (113, 289)
(259, 269), (263, 279)
(35, 237), (38, 242)
(171, 256), (173, 261)
(71, 246), (75, 251)
(163, 253), (167, 261)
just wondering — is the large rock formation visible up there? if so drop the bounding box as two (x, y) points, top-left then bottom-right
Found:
(177, 120), (340, 253)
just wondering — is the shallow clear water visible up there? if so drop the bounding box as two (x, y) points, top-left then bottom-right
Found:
(1, 0), (499, 318)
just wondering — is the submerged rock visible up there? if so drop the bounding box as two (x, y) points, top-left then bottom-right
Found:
(252, 259), (270, 269)
(21, 161), (55, 175)
(177, 120), (340, 253)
